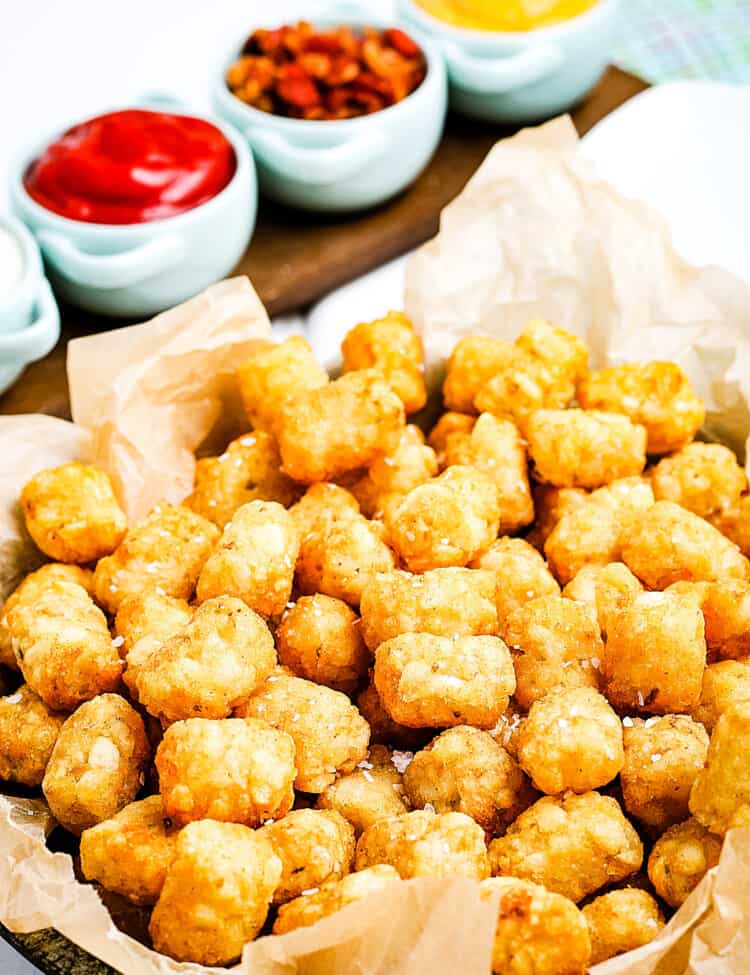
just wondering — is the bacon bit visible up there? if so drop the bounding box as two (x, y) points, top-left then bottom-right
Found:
(385, 28), (421, 58)
(277, 64), (320, 109)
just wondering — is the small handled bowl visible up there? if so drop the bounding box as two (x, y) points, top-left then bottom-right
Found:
(9, 97), (257, 318)
(397, 0), (622, 123)
(0, 216), (60, 394)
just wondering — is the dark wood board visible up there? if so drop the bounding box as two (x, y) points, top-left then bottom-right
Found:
(0, 67), (647, 423)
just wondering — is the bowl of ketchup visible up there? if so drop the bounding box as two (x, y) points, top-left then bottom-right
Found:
(10, 103), (256, 317)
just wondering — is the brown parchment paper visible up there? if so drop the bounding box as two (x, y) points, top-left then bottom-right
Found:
(3, 120), (750, 974)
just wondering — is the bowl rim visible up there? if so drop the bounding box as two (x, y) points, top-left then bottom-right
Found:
(10, 105), (255, 235)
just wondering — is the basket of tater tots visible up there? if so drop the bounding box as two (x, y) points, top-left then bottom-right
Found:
(4, 116), (750, 975)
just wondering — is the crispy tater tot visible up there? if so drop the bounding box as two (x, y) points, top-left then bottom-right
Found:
(93, 504), (220, 615)
(273, 864), (401, 935)
(480, 877), (591, 975)
(20, 462), (127, 564)
(621, 715), (709, 831)
(240, 673), (370, 792)
(351, 425), (438, 519)
(0, 684), (65, 786)
(443, 413), (534, 534)
(563, 563), (642, 637)
(356, 682), (431, 749)
(709, 494), (750, 557)
(277, 594), (369, 693)
(316, 745), (410, 835)
(341, 311), (426, 414)
(503, 595), (603, 710)
(355, 809), (489, 879)
(187, 431), (298, 528)
(650, 442), (746, 519)
(443, 336), (513, 414)
(260, 808), (355, 904)
(488, 701), (526, 760)
(470, 538), (559, 623)
(289, 482), (360, 535)
(42, 694), (149, 834)
(277, 370), (404, 483)
(360, 567), (498, 651)
(602, 591), (706, 714)
(403, 726), (535, 832)
(7, 574), (122, 711)
(526, 484), (589, 552)
(79, 795), (179, 905)
(621, 501), (750, 589)
(578, 361), (705, 454)
(527, 409), (647, 489)
(518, 687), (623, 795)
(692, 660), (750, 731)
(648, 818), (722, 908)
(374, 633), (515, 730)
(196, 500), (299, 617)
(156, 716), (295, 826)
(699, 580), (750, 661)
(385, 465), (500, 572)
(115, 591), (192, 658)
(150, 819), (282, 966)
(689, 705), (750, 834)
(237, 335), (328, 435)
(428, 412), (476, 467)
(488, 792), (643, 903)
(134, 597), (276, 724)
(583, 888), (665, 964)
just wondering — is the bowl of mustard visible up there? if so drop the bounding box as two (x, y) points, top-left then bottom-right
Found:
(397, 0), (621, 123)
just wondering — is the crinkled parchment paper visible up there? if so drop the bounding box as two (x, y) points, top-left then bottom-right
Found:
(3, 121), (750, 974)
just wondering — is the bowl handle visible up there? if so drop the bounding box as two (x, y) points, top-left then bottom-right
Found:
(0, 279), (60, 362)
(440, 40), (563, 94)
(246, 127), (389, 185)
(36, 230), (187, 290)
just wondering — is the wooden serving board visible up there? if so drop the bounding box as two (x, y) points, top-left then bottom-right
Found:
(0, 67), (647, 421)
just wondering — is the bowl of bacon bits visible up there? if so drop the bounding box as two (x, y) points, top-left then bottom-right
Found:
(213, 18), (447, 211)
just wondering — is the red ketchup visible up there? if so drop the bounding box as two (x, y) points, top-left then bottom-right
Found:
(24, 109), (236, 224)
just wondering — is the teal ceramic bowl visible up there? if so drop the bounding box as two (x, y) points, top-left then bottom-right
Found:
(397, 0), (621, 123)
(212, 13), (447, 212)
(0, 216), (60, 393)
(9, 103), (257, 318)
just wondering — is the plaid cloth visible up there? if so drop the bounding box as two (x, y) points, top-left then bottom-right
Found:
(614, 0), (750, 83)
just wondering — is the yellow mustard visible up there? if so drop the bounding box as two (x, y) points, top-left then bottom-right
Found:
(414, 0), (599, 31)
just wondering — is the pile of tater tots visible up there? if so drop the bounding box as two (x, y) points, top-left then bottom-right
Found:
(4, 312), (750, 972)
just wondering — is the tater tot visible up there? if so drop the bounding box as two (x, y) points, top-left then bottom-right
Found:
(355, 809), (489, 880)
(20, 462), (127, 564)
(621, 715), (709, 831)
(273, 864), (401, 935)
(621, 500), (750, 588)
(114, 590), (192, 658)
(470, 538), (560, 623)
(428, 412), (476, 467)
(443, 413), (534, 534)
(260, 808), (355, 904)
(563, 562), (642, 637)
(316, 745), (410, 835)
(689, 705), (750, 834)
(488, 701), (526, 760)
(481, 877), (591, 975)
(240, 673), (370, 792)
(602, 591), (706, 714)
(374, 633), (515, 730)
(651, 443), (746, 519)
(583, 889), (665, 964)
(488, 792), (643, 903)
(156, 716), (295, 826)
(289, 481), (360, 534)
(93, 504), (220, 614)
(443, 336), (513, 414)
(42, 694), (149, 834)
(356, 682), (431, 749)
(700, 580), (750, 661)
(518, 687), (623, 795)
(237, 336), (328, 435)
(360, 567), (498, 651)
(502, 595), (603, 710)
(515, 317), (589, 380)
(187, 431), (298, 528)
(385, 465), (500, 572)
(692, 660), (750, 731)
(196, 500), (299, 617)
(710, 494), (750, 557)
(7, 574), (122, 712)
(341, 312), (426, 414)
(150, 819), (282, 965)
(79, 795), (179, 905)
(0, 684), (65, 786)
(526, 484), (589, 551)
(527, 409), (647, 489)
(351, 425), (438, 519)
(648, 818), (722, 908)
(134, 597), (276, 724)
(277, 594), (369, 693)
(403, 726), (535, 832)
(277, 370), (404, 483)
(578, 361), (705, 454)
